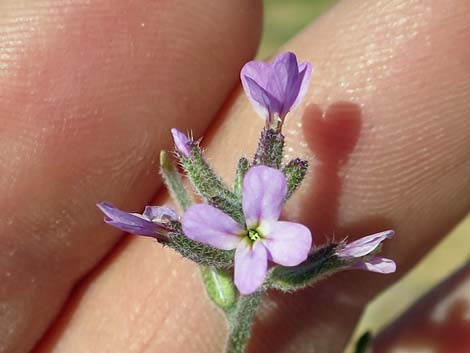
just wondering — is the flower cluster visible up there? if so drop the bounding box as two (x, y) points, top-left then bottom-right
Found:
(97, 52), (396, 297)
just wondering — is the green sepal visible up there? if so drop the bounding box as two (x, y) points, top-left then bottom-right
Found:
(159, 150), (192, 211)
(267, 244), (348, 291)
(253, 128), (285, 169)
(233, 157), (250, 197)
(283, 158), (308, 199)
(200, 266), (237, 312)
(179, 143), (243, 222)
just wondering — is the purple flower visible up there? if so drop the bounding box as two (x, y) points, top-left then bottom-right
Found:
(97, 202), (177, 241)
(171, 128), (192, 158)
(182, 165), (312, 294)
(337, 230), (396, 274)
(241, 52), (312, 128)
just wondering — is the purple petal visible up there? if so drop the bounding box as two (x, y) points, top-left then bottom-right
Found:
(337, 230), (395, 258)
(171, 128), (191, 158)
(261, 221), (312, 266)
(241, 61), (273, 121)
(241, 60), (272, 90)
(353, 256), (397, 274)
(242, 166), (287, 228)
(268, 52), (300, 115)
(234, 239), (268, 295)
(97, 202), (162, 237)
(182, 204), (243, 250)
(143, 206), (178, 223)
(242, 76), (281, 124)
(289, 61), (312, 111)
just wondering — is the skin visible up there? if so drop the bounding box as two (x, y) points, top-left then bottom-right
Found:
(0, 0), (468, 352)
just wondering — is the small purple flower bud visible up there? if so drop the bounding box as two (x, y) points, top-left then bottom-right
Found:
(336, 230), (396, 274)
(171, 128), (192, 158)
(336, 230), (394, 258)
(97, 202), (177, 242)
(241, 52), (312, 129)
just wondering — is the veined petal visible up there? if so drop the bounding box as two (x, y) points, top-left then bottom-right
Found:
(182, 204), (243, 250)
(337, 230), (395, 258)
(241, 61), (274, 121)
(171, 128), (192, 158)
(242, 76), (281, 122)
(289, 61), (312, 112)
(269, 52), (299, 110)
(353, 256), (397, 274)
(234, 239), (268, 295)
(97, 202), (162, 237)
(240, 60), (272, 89)
(262, 221), (312, 266)
(242, 166), (287, 228)
(143, 205), (178, 223)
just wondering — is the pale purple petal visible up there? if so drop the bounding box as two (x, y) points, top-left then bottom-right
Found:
(241, 60), (272, 89)
(143, 206), (178, 223)
(267, 52), (300, 104)
(234, 239), (268, 295)
(289, 62), (312, 111)
(241, 61), (274, 121)
(337, 230), (395, 258)
(182, 204), (243, 250)
(171, 128), (191, 158)
(97, 202), (162, 237)
(242, 166), (287, 228)
(261, 221), (312, 266)
(353, 256), (397, 274)
(243, 76), (281, 124)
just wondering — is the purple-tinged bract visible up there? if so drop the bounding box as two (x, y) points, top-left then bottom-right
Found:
(241, 52), (312, 128)
(97, 202), (177, 241)
(182, 165), (312, 295)
(171, 128), (192, 158)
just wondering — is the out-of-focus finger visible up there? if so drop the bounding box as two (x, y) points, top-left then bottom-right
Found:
(33, 1), (469, 352)
(0, 1), (262, 352)
(372, 261), (470, 353)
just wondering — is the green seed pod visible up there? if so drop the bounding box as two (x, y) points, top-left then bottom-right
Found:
(200, 266), (237, 311)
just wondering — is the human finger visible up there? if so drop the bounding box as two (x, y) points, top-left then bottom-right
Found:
(0, 1), (262, 352)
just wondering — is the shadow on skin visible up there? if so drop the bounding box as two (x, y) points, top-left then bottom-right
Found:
(248, 102), (362, 353)
(248, 102), (396, 353)
(300, 101), (362, 241)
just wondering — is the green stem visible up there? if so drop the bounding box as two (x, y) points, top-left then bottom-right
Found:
(160, 150), (192, 211)
(253, 128), (284, 169)
(225, 292), (262, 353)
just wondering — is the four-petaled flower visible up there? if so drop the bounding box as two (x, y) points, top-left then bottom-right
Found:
(241, 52), (312, 129)
(97, 202), (177, 242)
(336, 231), (396, 274)
(182, 165), (312, 294)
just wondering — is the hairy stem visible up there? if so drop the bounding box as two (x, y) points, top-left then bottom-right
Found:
(160, 150), (192, 211)
(225, 292), (262, 353)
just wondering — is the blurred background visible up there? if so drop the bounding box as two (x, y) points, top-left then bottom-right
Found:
(260, 0), (469, 351)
